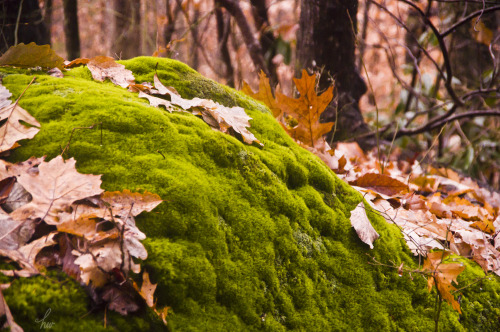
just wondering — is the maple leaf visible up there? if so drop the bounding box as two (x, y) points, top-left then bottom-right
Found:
(349, 202), (380, 249)
(350, 173), (408, 196)
(86, 56), (135, 88)
(0, 95), (41, 153)
(0, 42), (64, 70)
(11, 156), (103, 224)
(275, 69), (334, 148)
(423, 251), (465, 313)
(241, 71), (282, 118)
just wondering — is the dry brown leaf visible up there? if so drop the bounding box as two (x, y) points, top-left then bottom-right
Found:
(202, 104), (263, 146)
(0, 42), (64, 70)
(350, 173), (407, 196)
(64, 58), (90, 69)
(138, 91), (176, 112)
(153, 73), (210, 110)
(0, 98), (41, 153)
(87, 56), (135, 88)
(137, 270), (157, 307)
(349, 202), (379, 249)
(11, 156), (103, 224)
(102, 190), (163, 218)
(241, 71), (282, 118)
(423, 251), (466, 313)
(275, 69), (334, 148)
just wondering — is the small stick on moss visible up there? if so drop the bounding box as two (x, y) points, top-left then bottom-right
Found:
(157, 150), (166, 159)
(60, 122), (102, 157)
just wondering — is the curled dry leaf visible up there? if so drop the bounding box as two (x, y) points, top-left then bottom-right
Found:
(0, 99), (41, 153)
(87, 56), (135, 88)
(349, 202), (380, 249)
(423, 251), (465, 313)
(0, 42), (64, 70)
(64, 58), (90, 69)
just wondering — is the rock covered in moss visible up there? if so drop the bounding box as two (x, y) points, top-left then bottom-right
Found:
(0, 57), (498, 331)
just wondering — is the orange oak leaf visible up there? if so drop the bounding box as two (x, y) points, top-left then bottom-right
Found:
(275, 69), (334, 148)
(241, 71), (282, 118)
(87, 56), (135, 88)
(423, 251), (466, 313)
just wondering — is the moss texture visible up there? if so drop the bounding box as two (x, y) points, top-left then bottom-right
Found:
(1, 56), (499, 331)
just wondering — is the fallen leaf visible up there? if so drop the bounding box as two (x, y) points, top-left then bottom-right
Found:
(349, 201), (380, 249)
(87, 56), (135, 88)
(0, 80), (12, 109)
(64, 58), (90, 69)
(241, 71), (282, 118)
(11, 156), (103, 224)
(0, 98), (41, 153)
(350, 173), (407, 196)
(0, 42), (64, 70)
(102, 190), (163, 218)
(138, 91), (176, 112)
(137, 271), (157, 307)
(276, 69), (334, 148)
(423, 251), (465, 313)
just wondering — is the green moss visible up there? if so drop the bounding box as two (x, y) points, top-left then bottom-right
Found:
(1, 57), (499, 331)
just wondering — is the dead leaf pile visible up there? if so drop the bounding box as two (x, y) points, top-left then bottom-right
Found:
(0, 80), (167, 328)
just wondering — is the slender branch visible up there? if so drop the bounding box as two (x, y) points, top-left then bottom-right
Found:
(397, 0), (463, 106)
(217, 0), (270, 77)
(441, 5), (500, 37)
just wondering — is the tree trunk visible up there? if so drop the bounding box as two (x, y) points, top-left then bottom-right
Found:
(112, 0), (141, 59)
(0, 0), (50, 54)
(297, 0), (372, 148)
(215, 3), (235, 87)
(62, 0), (81, 60)
(250, 0), (278, 85)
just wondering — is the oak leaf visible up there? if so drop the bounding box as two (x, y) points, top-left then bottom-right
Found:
(87, 56), (135, 88)
(0, 43), (64, 70)
(64, 58), (90, 69)
(101, 190), (163, 218)
(423, 251), (465, 313)
(0, 81), (11, 109)
(11, 156), (103, 224)
(0, 287), (23, 332)
(275, 69), (334, 148)
(241, 71), (282, 118)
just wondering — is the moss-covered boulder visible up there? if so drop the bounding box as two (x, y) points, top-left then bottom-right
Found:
(1, 57), (498, 331)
